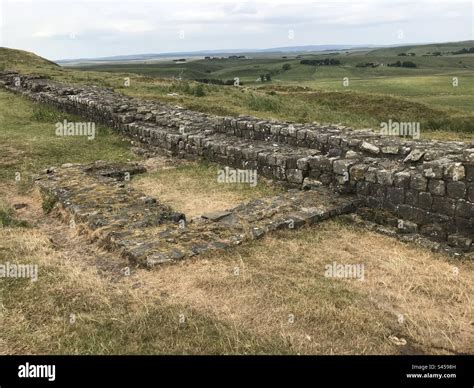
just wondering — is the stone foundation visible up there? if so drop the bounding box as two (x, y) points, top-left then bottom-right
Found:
(37, 162), (357, 266)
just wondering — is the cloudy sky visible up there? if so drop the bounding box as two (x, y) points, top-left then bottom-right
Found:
(0, 0), (472, 61)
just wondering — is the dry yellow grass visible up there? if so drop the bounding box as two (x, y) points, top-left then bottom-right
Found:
(131, 221), (473, 355)
(131, 161), (281, 218)
(0, 185), (472, 355)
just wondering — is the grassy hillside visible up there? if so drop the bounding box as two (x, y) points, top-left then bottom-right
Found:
(1, 45), (473, 140)
(0, 47), (59, 72)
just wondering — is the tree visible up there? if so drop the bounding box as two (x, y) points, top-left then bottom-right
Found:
(282, 63), (291, 71)
(401, 61), (417, 68)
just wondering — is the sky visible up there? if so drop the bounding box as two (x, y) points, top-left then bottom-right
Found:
(0, 0), (472, 61)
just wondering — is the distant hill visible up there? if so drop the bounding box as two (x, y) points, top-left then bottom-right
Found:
(0, 47), (59, 72)
(367, 40), (474, 56)
(56, 44), (380, 65)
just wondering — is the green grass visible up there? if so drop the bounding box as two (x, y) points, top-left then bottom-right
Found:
(0, 89), (137, 188)
(64, 45), (474, 138)
(1, 44), (473, 141)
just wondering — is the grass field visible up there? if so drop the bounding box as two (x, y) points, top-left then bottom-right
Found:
(0, 78), (473, 355)
(0, 44), (473, 355)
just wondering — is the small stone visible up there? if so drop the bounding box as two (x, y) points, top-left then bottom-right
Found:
(345, 150), (360, 159)
(381, 146), (399, 155)
(360, 141), (380, 155)
(403, 149), (425, 163)
(302, 178), (322, 190)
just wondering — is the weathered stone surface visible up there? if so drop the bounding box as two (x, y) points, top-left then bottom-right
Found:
(466, 165), (474, 182)
(410, 174), (427, 191)
(360, 141), (380, 155)
(428, 179), (445, 196)
(456, 200), (474, 218)
(446, 181), (466, 199)
(423, 161), (444, 178)
(405, 189), (419, 206)
(376, 170), (394, 186)
(333, 159), (354, 175)
(403, 149), (425, 163)
(302, 178), (322, 190)
(447, 234), (473, 250)
(381, 146), (399, 155)
(444, 163), (465, 181)
(37, 162), (358, 266)
(386, 187), (404, 205)
(365, 167), (378, 183)
(418, 192), (432, 210)
(468, 184), (474, 202)
(394, 171), (411, 188)
(397, 219), (418, 234)
(432, 196), (457, 216)
(286, 169), (304, 184)
(349, 164), (367, 181)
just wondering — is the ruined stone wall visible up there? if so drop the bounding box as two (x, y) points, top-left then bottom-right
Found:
(1, 72), (472, 250)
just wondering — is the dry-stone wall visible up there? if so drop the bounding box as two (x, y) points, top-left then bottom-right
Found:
(1, 72), (473, 252)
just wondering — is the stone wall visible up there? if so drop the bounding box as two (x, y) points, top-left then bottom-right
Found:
(1, 72), (472, 251)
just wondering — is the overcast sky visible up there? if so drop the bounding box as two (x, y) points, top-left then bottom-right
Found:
(0, 0), (472, 61)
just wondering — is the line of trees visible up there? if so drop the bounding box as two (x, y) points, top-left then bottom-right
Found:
(300, 58), (341, 66)
(387, 61), (417, 68)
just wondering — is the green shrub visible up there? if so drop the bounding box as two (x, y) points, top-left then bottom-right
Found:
(193, 84), (206, 97)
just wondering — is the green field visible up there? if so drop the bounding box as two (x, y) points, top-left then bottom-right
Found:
(2, 41), (474, 141)
(69, 41), (473, 139)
